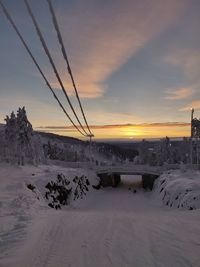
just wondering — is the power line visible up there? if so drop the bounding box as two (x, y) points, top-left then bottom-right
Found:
(0, 0), (87, 137)
(23, 0), (89, 136)
(46, 0), (93, 137)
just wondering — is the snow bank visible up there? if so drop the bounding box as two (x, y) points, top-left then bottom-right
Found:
(153, 169), (200, 210)
(0, 163), (99, 262)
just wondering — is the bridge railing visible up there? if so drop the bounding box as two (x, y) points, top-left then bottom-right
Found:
(94, 163), (193, 175)
(95, 164), (162, 175)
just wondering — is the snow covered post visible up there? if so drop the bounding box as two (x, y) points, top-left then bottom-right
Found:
(197, 138), (199, 167)
(190, 109), (200, 167)
(88, 134), (94, 167)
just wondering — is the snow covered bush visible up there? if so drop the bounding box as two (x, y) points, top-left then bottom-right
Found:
(73, 175), (90, 200)
(45, 173), (72, 209)
(27, 183), (36, 191)
(44, 173), (91, 209)
(153, 170), (200, 210)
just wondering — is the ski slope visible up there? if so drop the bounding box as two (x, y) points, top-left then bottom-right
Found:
(1, 164), (200, 267)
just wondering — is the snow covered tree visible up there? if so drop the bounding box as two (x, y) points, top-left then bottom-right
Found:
(4, 112), (18, 163)
(138, 139), (149, 164)
(0, 126), (6, 162)
(4, 107), (44, 165)
(16, 107), (34, 165)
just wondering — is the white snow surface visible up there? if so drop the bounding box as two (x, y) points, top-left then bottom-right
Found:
(0, 163), (200, 267)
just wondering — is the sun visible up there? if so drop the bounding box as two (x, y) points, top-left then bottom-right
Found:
(122, 126), (144, 138)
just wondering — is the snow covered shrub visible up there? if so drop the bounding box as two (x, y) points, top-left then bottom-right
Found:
(26, 183), (40, 200)
(92, 183), (101, 190)
(45, 174), (72, 209)
(44, 174), (91, 209)
(73, 175), (90, 200)
(27, 183), (36, 192)
(153, 171), (200, 210)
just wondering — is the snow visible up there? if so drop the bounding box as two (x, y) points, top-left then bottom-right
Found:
(1, 163), (200, 267)
(153, 170), (200, 210)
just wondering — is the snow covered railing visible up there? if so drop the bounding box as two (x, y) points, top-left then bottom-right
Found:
(95, 165), (162, 176)
(47, 161), (199, 173)
(94, 163), (198, 176)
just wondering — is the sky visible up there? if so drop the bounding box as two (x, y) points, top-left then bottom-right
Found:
(0, 0), (200, 141)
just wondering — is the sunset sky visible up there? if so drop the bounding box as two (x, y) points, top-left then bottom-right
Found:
(0, 0), (200, 140)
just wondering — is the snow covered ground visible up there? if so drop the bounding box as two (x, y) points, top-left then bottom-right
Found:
(1, 163), (200, 267)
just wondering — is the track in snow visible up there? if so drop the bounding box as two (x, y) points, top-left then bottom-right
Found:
(9, 186), (200, 267)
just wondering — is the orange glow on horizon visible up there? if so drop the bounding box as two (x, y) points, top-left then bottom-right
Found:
(36, 123), (191, 140)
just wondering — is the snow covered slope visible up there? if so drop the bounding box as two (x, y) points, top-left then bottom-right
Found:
(1, 164), (200, 267)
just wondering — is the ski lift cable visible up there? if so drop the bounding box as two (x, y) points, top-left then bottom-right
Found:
(23, 0), (89, 136)
(0, 0), (87, 137)
(46, 0), (93, 137)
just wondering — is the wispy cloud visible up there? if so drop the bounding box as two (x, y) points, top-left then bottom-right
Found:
(50, 0), (186, 98)
(164, 87), (194, 100)
(38, 122), (190, 131)
(164, 48), (200, 112)
(164, 49), (200, 88)
(36, 121), (190, 139)
(179, 100), (200, 111)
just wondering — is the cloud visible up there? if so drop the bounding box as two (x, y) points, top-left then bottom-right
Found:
(50, 0), (186, 98)
(179, 100), (200, 111)
(163, 49), (200, 112)
(36, 121), (190, 139)
(37, 122), (190, 131)
(164, 49), (200, 87)
(164, 87), (195, 100)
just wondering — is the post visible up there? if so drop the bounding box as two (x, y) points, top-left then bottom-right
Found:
(190, 138), (193, 165)
(190, 108), (194, 165)
(88, 134), (94, 166)
(191, 108), (194, 137)
(197, 139), (198, 166)
(89, 135), (92, 163)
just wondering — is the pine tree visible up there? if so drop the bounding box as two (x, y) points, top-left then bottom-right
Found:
(16, 107), (34, 165)
(4, 112), (18, 163)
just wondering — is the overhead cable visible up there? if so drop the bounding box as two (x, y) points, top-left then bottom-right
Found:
(0, 0), (87, 137)
(23, 0), (89, 136)
(46, 0), (93, 137)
